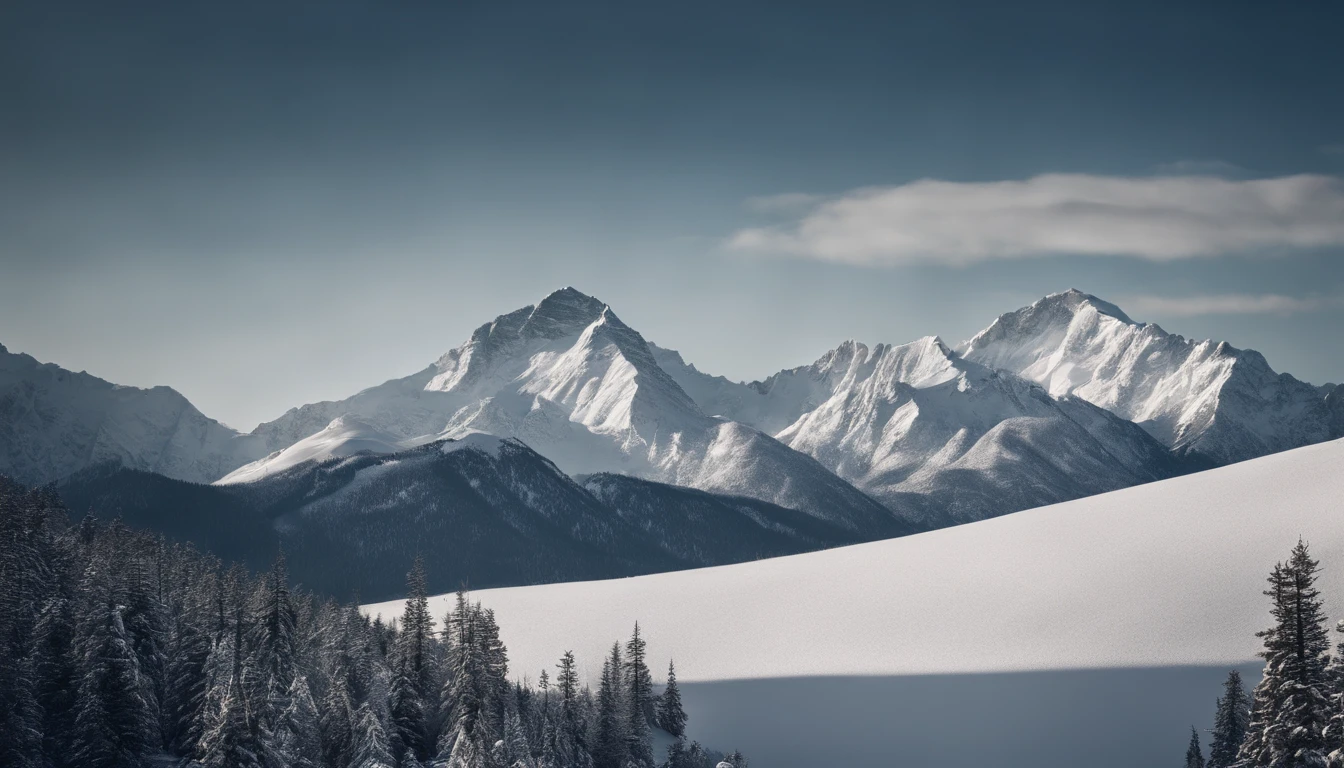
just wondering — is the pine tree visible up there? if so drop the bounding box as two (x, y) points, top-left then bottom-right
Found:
(1238, 541), (1333, 768)
(163, 608), (213, 756)
(351, 702), (396, 768)
(0, 485), (56, 768)
(198, 601), (269, 768)
(656, 660), (687, 739)
(70, 562), (158, 768)
(687, 741), (708, 768)
(622, 624), (654, 767)
(552, 649), (582, 758)
(502, 711), (533, 768)
(33, 593), (78, 767)
(395, 556), (437, 762)
(390, 656), (427, 767)
(1186, 726), (1206, 768)
(321, 672), (358, 768)
(120, 543), (167, 750)
(249, 551), (299, 728)
(275, 675), (322, 768)
(665, 738), (693, 768)
(1209, 670), (1249, 768)
(593, 643), (629, 768)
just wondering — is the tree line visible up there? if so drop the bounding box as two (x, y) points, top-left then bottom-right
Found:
(1184, 540), (1344, 768)
(0, 477), (747, 768)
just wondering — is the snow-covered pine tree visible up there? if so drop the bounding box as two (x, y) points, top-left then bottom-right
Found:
(622, 624), (655, 767)
(32, 593), (77, 766)
(162, 604), (213, 756)
(593, 643), (630, 768)
(1186, 726), (1206, 768)
(198, 600), (270, 768)
(502, 710), (533, 768)
(656, 660), (687, 739)
(248, 550), (299, 730)
(0, 484), (56, 768)
(394, 557), (437, 762)
(390, 656), (428, 767)
(320, 669), (357, 768)
(1208, 670), (1249, 768)
(1238, 541), (1333, 768)
(554, 649), (582, 754)
(664, 738), (692, 768)
(624, 623), (655, 723)
(120, 540), (167, 750)
(351, 701), (397, 768)
(70, 559), (158, 768)
(477, 607), (510, 740)
(274, 675), (322, 768)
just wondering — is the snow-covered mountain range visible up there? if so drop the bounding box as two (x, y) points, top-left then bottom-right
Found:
(960, 289), (1336, 465)
(658, 334), (1181, 524)
(227, 288), (909, 533)
(6, 287), (1340, 534)
(0, 342), (265, 486)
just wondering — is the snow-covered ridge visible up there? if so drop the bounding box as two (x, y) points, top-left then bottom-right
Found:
(958, 288), (1335, 464)
(229, 288), (905, 532)
(9, 287), (1336, 534)
(658, 331), (1180, 524)
(0, 342), (266, 485)
(217, 415), (411, 484)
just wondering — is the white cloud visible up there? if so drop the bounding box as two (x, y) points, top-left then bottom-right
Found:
(1123, 293), (1344, 317)
(727, 173), (1344, 266)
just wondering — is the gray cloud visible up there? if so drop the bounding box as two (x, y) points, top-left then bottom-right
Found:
(1123, 292), (1344, 317)
(727, 174), (1344, 266)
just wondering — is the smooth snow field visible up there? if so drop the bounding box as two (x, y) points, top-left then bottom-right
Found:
(366, 438), (1344, 767)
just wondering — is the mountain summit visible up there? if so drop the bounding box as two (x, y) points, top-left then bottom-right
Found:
(229, 288), (910, 533)
(959, 289), (1335, 465)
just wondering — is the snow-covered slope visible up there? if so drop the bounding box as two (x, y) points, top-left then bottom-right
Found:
(238, 288), (910, 533)
(0, 342), (264, 485)
(369, 436), (1344, 681)
(960, 289), (1335, 465)
(365, 437), (1344, 766)
(217, 414), (411, 484)
(659, 335), (1180, 524)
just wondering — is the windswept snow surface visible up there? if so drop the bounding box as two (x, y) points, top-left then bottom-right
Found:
(960, 289), (1335, 465)
(366, 438), (1344, 765)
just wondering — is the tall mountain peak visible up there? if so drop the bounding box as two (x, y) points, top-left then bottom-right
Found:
(959, 290), (1331, 464)
(522, 286), (610, 339)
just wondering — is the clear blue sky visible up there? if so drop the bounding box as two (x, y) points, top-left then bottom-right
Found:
(3, 0), (1342, 430)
